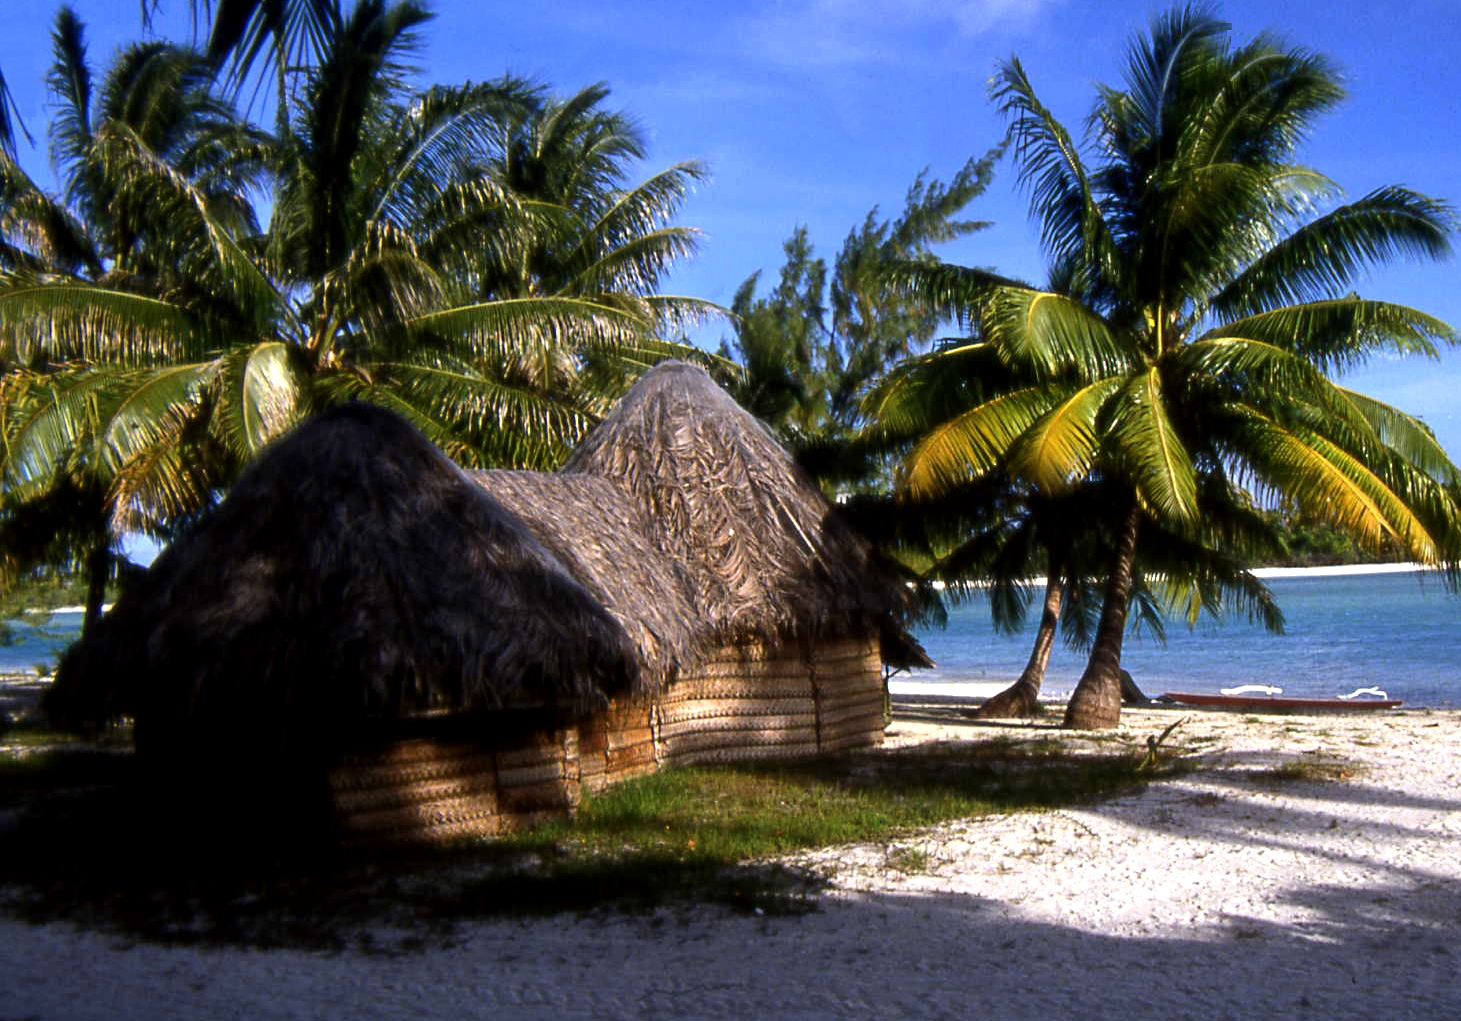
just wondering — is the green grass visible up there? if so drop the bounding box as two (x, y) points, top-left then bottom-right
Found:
(0, 731), (1183, 951)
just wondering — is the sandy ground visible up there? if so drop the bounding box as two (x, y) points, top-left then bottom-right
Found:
(3, 704), (1460, 1020)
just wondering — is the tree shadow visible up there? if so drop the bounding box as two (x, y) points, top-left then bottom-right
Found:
(3, 720), (1456, 1021)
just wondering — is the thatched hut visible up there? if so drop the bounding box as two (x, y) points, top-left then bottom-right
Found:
(47, 403), (641, 843)
(48, 366), (926, 845)
(557, 361), (919, 771)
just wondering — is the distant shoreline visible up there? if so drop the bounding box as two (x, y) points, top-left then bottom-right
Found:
(1248, 562), (1434, 578)
(931, 561), (1437, 590)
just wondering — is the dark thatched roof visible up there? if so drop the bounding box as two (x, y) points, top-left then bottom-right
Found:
(563, 361), (916, 647)
(470, 470), (701, 689)
(46, 403), (639, 748)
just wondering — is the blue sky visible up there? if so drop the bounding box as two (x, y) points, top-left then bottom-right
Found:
(3, 0), (1458, 456)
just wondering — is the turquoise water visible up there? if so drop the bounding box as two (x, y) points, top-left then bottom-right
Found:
(6, 571), (1460, 707)
(0, 610), (84, 675)
(912, 570), (1461, 708)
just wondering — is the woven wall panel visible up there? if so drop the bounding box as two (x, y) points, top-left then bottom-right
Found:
(812, 666), (881, 691)
(330, 725), (581, 846)
(660, 677), (818, 704)
(603, 741), (656, 768)
(602, 726), (654, 752)
(818, 704), (885, 735)
(658, 696), (816, 724)
(817, 692), (886, 727)
(495, 760), (568, 790)
(656, 712), (817, 740)
(662, 740), (821, 767)
(660, 723), (817, 755)
(331, 774), (499, 815)
(337, 795), (503, 843)
(495, 742), (569, 774)
(498, 777), (578, 813)
(330, 743), (497, 790)
(688, 659), (817, 681)
(329, 757), (495, 793)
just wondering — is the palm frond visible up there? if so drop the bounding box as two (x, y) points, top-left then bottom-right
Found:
(1213, 188), (1458, 318)
(1110, 367), (1198, 523)
(211, 341), (307, 458)
(407, 295), (650, 364)
(1332, 387), (1460, 484)
(97, 122), (284, 331)
(991, 58), (1120, 286)
(0, 282), (201, 364)
(903, 386), (1064, 497)
(1240, 410), (1442, 561)
(1010, 378), (1123, 491)
(984, 286), (1131, 377)
(1203, 297), (1453, 372)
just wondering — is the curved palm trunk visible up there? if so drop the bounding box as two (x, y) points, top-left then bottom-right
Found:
(975, 572), (1062, 719)
(1063, 503), (1142, 730)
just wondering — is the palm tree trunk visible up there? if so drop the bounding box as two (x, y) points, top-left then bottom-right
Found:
(1063, 502), (1142, 729)
(976, 572), (1062, 719)
(82, 536), (111, 635)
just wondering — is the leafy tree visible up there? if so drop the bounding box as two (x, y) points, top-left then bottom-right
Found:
(718, 151), (998, 489)
(887, 5), (1461, 728)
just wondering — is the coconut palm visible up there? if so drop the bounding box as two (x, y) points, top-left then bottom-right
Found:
(452, 79), (717, 406)
(0, 11), (270, 624)
(2, 1), (712, 624)
(887, 6), (1461, 728)
(871, 328), (1287, 719)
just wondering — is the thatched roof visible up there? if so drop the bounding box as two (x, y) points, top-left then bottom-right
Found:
(46, 403), (639, 749)
(470, 470), (701, 688)
(563, 361), (916, 647)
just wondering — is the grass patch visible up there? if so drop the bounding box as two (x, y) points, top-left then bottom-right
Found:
(1250, 758), (1358, 785)
(884, 845), (931, 874)
(0, 732), (1180, 950)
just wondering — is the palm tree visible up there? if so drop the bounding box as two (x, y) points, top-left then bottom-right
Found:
(887, 6), (1461, 728)
(2, 1), (712, 623)
(0, 10), (268, 625)
(462, 80), (717, 406)
(871, 329), (1286, 719)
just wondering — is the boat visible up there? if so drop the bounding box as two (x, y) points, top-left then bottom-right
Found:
(1160, 690), (1403, 711)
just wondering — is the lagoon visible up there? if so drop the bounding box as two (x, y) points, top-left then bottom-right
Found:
(5, 568), (1459, 708)
(903, 566), (1461, 709)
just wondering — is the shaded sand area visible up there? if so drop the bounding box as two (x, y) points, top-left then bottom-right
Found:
(4, 704), (1460, 1020)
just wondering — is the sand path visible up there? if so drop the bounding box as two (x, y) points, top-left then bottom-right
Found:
(4, 707), (1459, 1020)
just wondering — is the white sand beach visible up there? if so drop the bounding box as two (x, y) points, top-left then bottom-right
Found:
(4, 705), (1459, 1020)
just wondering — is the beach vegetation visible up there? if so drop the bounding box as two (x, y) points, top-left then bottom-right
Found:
(1250, 757), (1357, 784)
(877, 4), (1461, 729)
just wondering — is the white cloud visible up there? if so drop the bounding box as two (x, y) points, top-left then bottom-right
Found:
(736, 0), (1064, 70)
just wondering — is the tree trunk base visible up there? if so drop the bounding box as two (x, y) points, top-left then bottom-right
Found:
(973, 679), (1043, 719)
(1063, 670), (1122, 729)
